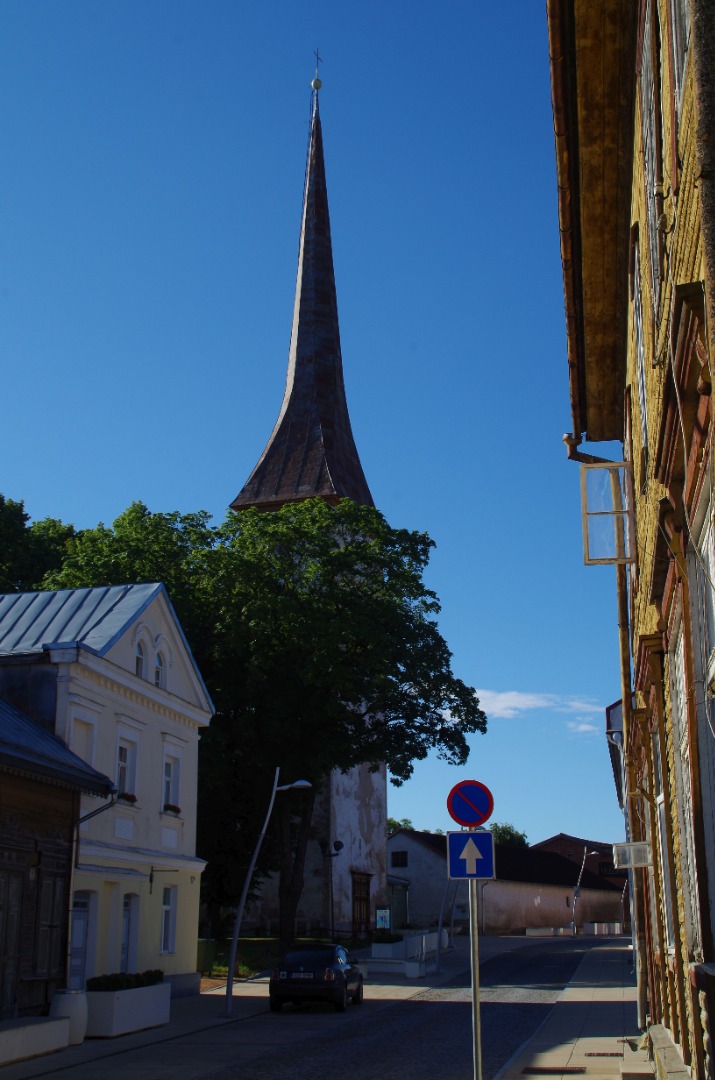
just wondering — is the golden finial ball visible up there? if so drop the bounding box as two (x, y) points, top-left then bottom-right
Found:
(312, 77), (322, 90)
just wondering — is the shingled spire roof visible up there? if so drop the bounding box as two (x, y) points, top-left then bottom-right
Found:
(231, 81), (373, 511)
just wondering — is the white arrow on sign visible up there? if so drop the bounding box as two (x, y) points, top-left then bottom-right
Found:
(459, 836), (483, 875)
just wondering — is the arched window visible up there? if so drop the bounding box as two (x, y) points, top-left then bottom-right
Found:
(135, 641), (145, 679)
(154, 652), (164, 689)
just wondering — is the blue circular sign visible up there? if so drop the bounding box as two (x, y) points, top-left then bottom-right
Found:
(447, 780), (494, 827)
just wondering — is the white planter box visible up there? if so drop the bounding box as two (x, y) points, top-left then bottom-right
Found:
(85, 982), (171, 1038)
(371, 941), (406, 959)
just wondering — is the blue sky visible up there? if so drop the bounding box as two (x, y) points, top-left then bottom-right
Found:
(2, 1), (626, 845)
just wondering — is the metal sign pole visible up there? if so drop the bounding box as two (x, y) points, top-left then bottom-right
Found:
(469, 877), (482, 1080)
(445, 780), (494, 1080)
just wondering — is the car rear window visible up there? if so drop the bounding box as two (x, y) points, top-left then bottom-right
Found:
(282, 949), (334, 966)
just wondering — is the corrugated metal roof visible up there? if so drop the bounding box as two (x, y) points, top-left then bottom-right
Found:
(0, 696), (114, 795)
(0, 583), (162, 656)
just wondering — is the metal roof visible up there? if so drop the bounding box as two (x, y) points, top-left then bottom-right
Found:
(0, 695), (113, 795)
(231, 87), (373, 511)
(0, 583), (215, 715)
(0, 583), (162, 657)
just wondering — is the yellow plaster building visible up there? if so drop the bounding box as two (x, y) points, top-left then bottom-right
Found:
(547, 0), (715, 1075)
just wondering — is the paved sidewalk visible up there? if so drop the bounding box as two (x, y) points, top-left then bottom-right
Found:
(494, 942), (653, 1080)
(0, 936), (652, 1080)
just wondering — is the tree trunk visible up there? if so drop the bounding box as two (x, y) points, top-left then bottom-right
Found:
(277, 789), (316, 947)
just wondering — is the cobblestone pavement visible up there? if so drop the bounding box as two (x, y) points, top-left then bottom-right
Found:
(201, 941), (589, 1080)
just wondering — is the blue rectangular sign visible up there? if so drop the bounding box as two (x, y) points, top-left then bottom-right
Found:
(448, 831), (495, 880)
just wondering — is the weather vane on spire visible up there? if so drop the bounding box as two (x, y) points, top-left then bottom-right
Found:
(312, 48), (323, 91)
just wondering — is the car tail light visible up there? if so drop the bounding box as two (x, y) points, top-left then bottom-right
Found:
(323, 968), (335, 981)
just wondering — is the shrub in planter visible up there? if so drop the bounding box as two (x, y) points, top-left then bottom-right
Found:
(86, 969), (164, 991)
(371, 930), (403, 944)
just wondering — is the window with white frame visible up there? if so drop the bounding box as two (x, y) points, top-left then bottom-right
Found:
(580, 463), (636, 564)
(116, 737), (137, 798)
(154, 652), (165, 689)
(72, 717), (96, 766)
(163, 754), (181, 812)
(160, 886), (177, 953)
(652, 727), (676, 948)
(669, 621), (701, 953)
(633, 244), (649, 454)
(669, 0), (690, 118)
(135, 641), (145, 679)
(688, 504), (715, 936)
(640, 0), (663, 307)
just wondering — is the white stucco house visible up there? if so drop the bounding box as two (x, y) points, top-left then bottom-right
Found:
(0, 583), (214, 997)
(387, 829), (623, 934)
(244, 762), (388, 938)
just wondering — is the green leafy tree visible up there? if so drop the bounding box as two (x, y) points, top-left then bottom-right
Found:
(0, 494), (76, 592)
(387, 817), (414, 835)
(47, 497), (487, 941)
(489, 822), (528, 847)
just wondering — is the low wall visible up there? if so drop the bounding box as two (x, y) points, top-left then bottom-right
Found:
(371, 930), (447, 961)
(0, 1017), (69, 1066)
(481, 881), (622, 934)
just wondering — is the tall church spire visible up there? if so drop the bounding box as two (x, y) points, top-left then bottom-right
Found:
(231, 79), (374, 512)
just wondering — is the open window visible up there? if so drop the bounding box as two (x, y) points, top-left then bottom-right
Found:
(580, 462), (636, 565)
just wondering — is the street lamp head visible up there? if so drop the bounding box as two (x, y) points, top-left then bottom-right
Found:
(276, 779), (312, 792)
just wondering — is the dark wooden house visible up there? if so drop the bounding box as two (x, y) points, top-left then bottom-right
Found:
(0, 696), (112, 1018)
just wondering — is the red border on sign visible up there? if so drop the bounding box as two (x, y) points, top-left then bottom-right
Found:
(446, 780), (494, 827)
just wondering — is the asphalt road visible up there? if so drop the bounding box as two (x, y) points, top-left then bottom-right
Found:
(202, 937), (595, 1080)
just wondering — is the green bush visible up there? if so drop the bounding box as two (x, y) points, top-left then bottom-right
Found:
(371, 930), (403, 943)
(85, 969), (164, 992)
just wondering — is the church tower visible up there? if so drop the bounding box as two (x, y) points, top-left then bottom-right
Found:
(231, 78), (373, 512)
(232, 76), (387, 938)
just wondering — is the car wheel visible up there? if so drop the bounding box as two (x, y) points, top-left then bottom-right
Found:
(352, 981), (363, 1005)
(269, 996), (283, 1013)
(334, 986), (349, 1013)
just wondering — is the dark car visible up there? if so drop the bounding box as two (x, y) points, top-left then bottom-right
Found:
(269, 943), (364, 1012)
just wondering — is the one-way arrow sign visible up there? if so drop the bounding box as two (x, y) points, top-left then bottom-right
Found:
(447, 830), (495, 880)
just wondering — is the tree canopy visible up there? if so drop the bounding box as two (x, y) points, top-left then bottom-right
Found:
(489, 822), (528, 847)
(387, 817), (414, 835)
(41, 497), (487, 934)
(0, 494), (76, 592)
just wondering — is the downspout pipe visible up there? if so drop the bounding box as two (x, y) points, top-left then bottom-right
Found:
(65, 791), (117, 988)
(691, 0), (715, 374)
(563, 434), (647, 1027)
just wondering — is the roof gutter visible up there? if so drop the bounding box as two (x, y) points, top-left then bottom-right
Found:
(548, 0), (587, 441)
(691, 0), (715, 376)
(562, 433), (614, 465)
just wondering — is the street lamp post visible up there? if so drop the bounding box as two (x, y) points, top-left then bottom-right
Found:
(225, 767), (311, 1017)
(320, 840), (343, 940)
(572, 847), (598, 935)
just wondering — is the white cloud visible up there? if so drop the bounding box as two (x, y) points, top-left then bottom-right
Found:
(566, 720), (601, 736)
(475, 690), (559, 719)
(476, 688), (603, 723)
